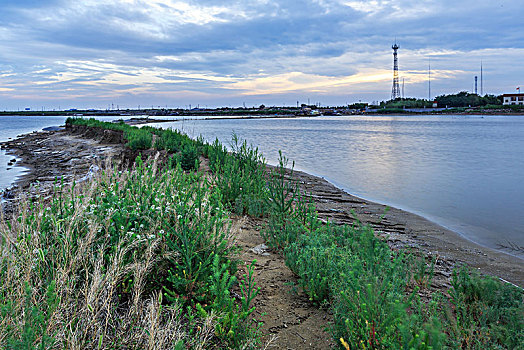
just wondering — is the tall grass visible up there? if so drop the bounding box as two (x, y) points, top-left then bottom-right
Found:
(206, 134), (268, 216)
(264, 153), (523, 349)
(0, 155), (260, 349)
(60, 118), (523, 349)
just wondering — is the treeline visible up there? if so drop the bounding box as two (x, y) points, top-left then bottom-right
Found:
(378, 92), (503, 109)
(435, 92), (501, 107)
(380, 98), (433, 108)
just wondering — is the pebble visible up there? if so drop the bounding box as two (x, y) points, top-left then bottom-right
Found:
(250, 243), (271, 256)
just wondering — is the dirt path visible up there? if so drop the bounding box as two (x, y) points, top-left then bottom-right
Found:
(2, 129), (336, 349)
(3, 128), (523, 350)
(232, 214), (334, 349)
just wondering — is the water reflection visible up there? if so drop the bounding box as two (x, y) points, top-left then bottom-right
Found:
(147, 115), (524, 254)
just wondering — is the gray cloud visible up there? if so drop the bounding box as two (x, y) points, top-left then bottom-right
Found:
(0, 0), (522, 109)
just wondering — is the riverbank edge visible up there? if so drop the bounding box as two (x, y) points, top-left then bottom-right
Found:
(1, 125), (523, 288)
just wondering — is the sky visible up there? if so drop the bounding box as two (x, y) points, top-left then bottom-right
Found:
(0, 0), (523, 110)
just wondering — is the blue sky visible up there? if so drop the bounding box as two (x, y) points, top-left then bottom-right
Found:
(0, 0), (523, 110)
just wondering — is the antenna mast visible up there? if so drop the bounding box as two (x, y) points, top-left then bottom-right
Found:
(428, 59), (431, 101)
(480, 61), (483, 96)
(391, 42), (401, 100)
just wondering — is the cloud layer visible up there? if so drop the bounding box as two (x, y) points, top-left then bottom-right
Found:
(0, 0), (523, 109)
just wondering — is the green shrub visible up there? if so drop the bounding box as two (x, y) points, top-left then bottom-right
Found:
(0, 155), (259, 348)
(208, 134), (268, 216)
(170, 142), (200, 171)
(447, 267), (524, 349)
(154, 128), (183, 152)
(125, 129), (152, 150)
(201, 256), (262, 349)
(1, 282), (58, 350)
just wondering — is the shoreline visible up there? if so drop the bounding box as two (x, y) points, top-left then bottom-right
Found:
(303, 169), (524, 262)
(1, 127), (523, 288)
(289, 168), (524, 287)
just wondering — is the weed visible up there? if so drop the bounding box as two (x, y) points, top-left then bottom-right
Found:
(52, 117), (524, 349)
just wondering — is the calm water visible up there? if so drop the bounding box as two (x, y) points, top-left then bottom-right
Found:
(146, 115), (524, 255)
(0, 115), (117, 193)
(1, 115), (523, 256)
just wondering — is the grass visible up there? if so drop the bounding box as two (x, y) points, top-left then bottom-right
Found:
(0, 154), (261, 348)
(2, 117), (521, 349)
(264, 153), (523, 349)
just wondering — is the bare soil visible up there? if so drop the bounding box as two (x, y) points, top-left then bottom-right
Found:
(2, 127), (523, 349)
(232, 214), (334, 349)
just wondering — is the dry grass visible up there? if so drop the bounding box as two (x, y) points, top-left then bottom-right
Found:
(0, 160), (221, 349)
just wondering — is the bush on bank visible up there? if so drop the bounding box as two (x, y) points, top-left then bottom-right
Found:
(262, 153), (522, 349)
(0, 143), (262, 347)
(0, 118), (521, 349)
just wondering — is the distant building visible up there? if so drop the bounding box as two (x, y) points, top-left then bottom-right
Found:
(432, 100), (438, 108)
(502, 94), (524, 105)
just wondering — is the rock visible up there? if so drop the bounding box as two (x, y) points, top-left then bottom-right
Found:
(2, 188), (16, 200)
(42, 126), (63, 132)
(250, 243), (270, 256)
(78, 165), (100, 183)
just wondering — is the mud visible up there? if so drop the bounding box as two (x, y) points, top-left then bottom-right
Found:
(1, 126), (523, 349)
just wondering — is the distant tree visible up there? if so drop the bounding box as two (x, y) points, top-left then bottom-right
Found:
(348, 103), (368, 109)
(435, 92), (502, 107)
(381, 98), (432, 108)
(483, 94), (502, 105)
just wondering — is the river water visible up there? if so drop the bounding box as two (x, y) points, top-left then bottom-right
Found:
(0, 115), (116, 194)
(146, 115), (524, 255)
(1, 114), (523, 256)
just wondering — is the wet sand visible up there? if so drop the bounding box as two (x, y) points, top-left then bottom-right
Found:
(2, 127), (523, 288)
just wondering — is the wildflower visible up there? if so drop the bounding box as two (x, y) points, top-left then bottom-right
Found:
(340, 338), (350, 350)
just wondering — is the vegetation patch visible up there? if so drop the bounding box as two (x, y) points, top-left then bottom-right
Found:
(1, 118), (521, 349)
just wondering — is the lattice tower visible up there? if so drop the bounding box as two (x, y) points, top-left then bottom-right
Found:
(391, 43), (401, 100)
